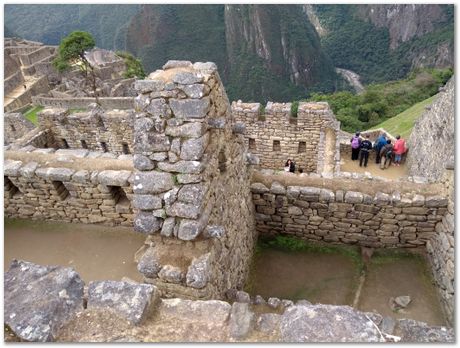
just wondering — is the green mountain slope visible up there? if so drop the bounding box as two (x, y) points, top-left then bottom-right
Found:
(371, 95), (437, 139)
(313, 4), (454, 85)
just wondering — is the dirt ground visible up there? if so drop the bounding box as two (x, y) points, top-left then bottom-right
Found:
(247, 249), (358, 305)
(4, 219), (145, 283)
(358, 252), (446, 327)
(341, 157), (408, 181)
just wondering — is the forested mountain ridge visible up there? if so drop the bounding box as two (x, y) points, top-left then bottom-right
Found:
(310, 4), (454, 85)
(4, 4), (454, 103)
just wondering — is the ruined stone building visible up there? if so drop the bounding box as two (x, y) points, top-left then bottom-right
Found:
(3, 56), (455, 341)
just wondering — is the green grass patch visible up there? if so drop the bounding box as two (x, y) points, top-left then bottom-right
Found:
(68, 108), (87, 113)
(370, 248), (424, 265)
(23, 105), (44, 125)
(258, 235), (364, 271)
(372, 94), (437, 138)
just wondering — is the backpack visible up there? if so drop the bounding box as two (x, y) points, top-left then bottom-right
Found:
(351, 136), (360, 149)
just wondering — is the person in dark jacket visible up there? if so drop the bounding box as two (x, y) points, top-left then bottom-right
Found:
(373, 133), (387, 164)
(350, 132), (361, 161)
(359, 134), (373, 167)
(284, 159), (296, 173)
(379, 140), (393, 169)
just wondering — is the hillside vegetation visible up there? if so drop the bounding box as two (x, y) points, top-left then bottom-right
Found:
(314, 4), (454, 85)
(308, 68), (452, 133)
(372, 95), (437, 139)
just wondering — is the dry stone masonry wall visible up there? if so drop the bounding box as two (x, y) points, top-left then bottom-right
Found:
(232, 101), (340, 173)
(407, 77), (454, 181)
(38, 106), (134, 154)
(4, 112), (36, 145)
(251, 178), (448, 248)
(132, 60), (256, 299)
(4, 157), (134, 226)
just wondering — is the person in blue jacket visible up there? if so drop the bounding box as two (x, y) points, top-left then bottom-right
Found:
(373, 133), (387, 164)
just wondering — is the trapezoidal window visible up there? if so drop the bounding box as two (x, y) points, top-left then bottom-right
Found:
(10, 124), (16, 132)
(61, 138), (70, 149)
(249, 138), (256, 150)
(273, 140), (281, 152)
(81, 140), (88, 149)
(100, 142), (108, 152)
(122, 143), (130, 154)
(218, 149), (227, 173)
(4, 177), (21, 198)
(109, 186), (129, 205)
(52, 181), (69, 201)
(298, 141), (306, 153)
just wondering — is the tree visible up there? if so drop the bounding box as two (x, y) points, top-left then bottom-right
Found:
(53, 31), (99, 102)
(115, 51), (146, 79)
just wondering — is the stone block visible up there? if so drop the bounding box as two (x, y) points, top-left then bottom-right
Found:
(19, 162), (38, 178)
(319, 189), (335, 202)
(186, 253), (210, 289)
(4, 260), (84, 342)
(134, 79), (165, 93)
(204, 225), (225, 238)
(229, 302), (254, 339)
(40, 167), (75, 181)
(280, 304), (381, 342)
(344, 191), (363, 204)
(165, 122), (207, 138)
(170, 98), (210, 119)
(178, 219), (202, 240)
(4, 160), (23, 177)
(287, 186), (300, 199)
(158, 265), (184, 284)
(182, 84), (208, 99)
(134, 211), (162, 234)
(137, 247), (162, 278)
(133, 195), (163, 210)
(180, 133), (209, 160)
(134, 154), (155, 171)
(87, 280), (158, 325)
(162, 60), (193, 69)
(72, 170), (90, 183)
(145, 98), (171, 118)
(402, 207), (428, 215)
(425, 196), (448, 208)
(133, 172), (174, 194)
(172, 71), (203, 84)
(160, 217), (176, 237)
(270, 181), (286, 195)
(250, 183), (269, 194)
(166, 202), (201, 219)
(157, 160), (204, 174)
(98, 170), (131, 187)
(374, 192), (390, 205)
(288, 206), (303, 215)
(177, 174), (202, 184)
(412, 194), (425, 207)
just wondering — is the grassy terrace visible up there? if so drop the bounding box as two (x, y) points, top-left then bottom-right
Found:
(373, 94), (437, 139)
(23, 105), (44, 125)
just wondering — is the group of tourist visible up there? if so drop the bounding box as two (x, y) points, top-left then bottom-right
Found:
(350, 132), (406, 169)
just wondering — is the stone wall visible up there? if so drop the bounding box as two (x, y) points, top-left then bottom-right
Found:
(250, 177), (448, 248)
(426, 168), (454, 325)
(38, 107), (134, 154)
(132, 60), (256, 299)
(232, 101), (340, 173)
(32, 96), (134, 110)
(18, 46), (56, 67)
(4, 112), (36, 145)
(4, 158), (135, 226)
(5, 70), (25, 96)
(5, 76), (50, 112)
(407, 78), (454, 181)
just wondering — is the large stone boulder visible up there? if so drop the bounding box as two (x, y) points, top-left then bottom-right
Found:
(4, 260), (84, 342)
(396, 319), (454, 343)
(279, 304), (383, 342)
(87, 281), (159, 325)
